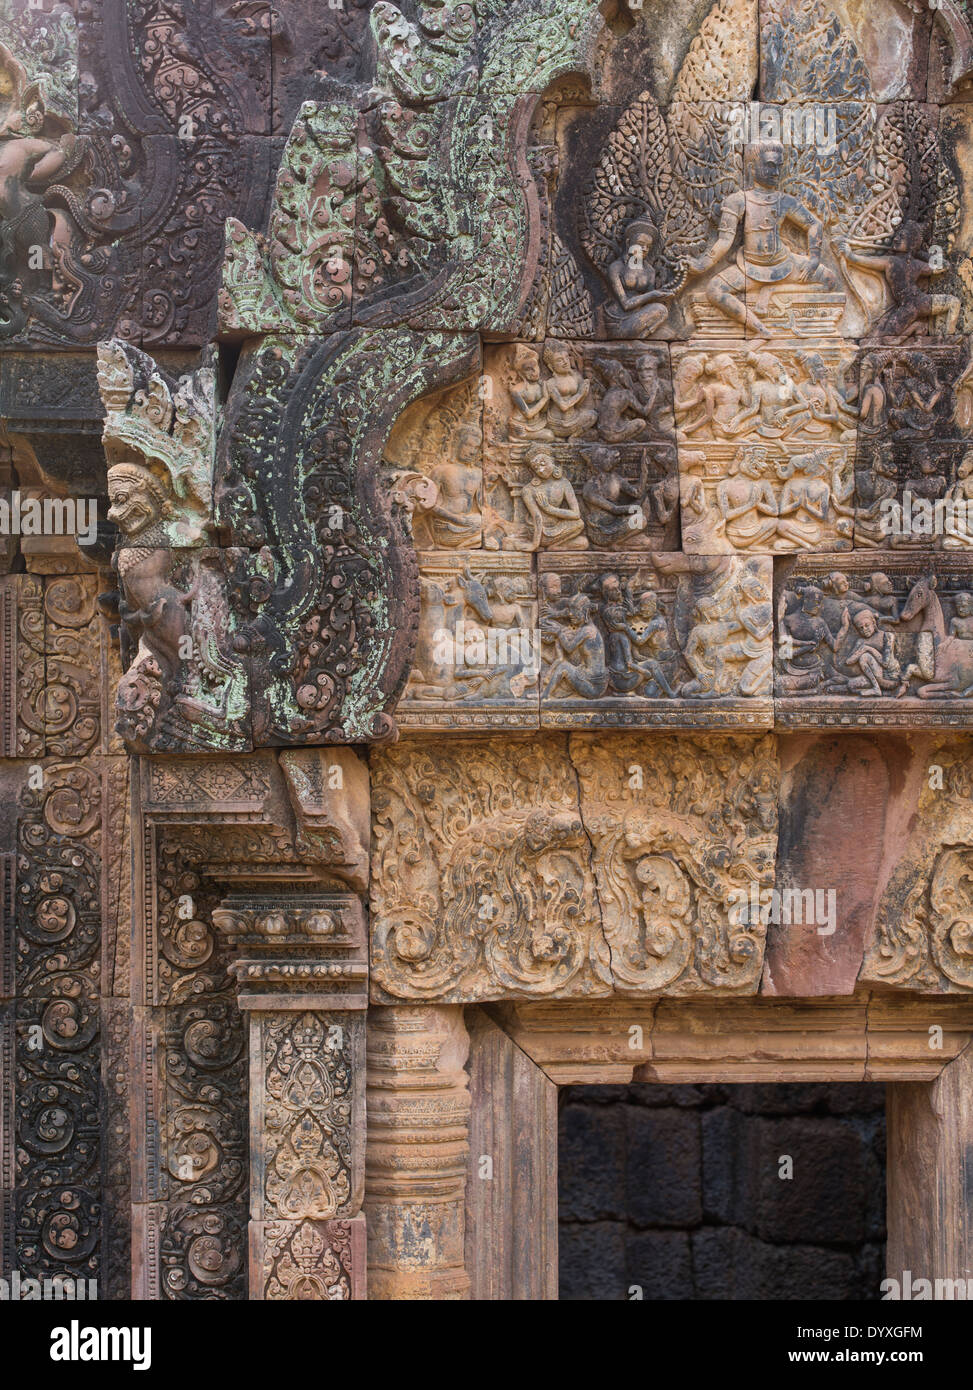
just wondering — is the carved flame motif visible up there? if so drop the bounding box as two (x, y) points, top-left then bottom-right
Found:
(263, 1220), (353, 1301)
(263, 1013), (353, 1220)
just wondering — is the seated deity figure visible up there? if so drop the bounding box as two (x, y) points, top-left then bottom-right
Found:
(605, 219), (683, 339)
(595, 358), (652, 442)
(543, 343), (598, 438)
(582, 446), (645, 547)
(596, 572), (641, 694)
(775, 449), (832, 549)
(729, 352), (807, 438)
(778, 585), (840, 693)
(717, 446), (779, 551)
(626, 590), (676, 697)
(673, 355), (708, 434)
(855, 445), (899, 548)
(681, 566), (769, 698)
(686, 140), (838, 337)
(423, 423), (483, 548)
(518, 445), (588, 551)
(508, 345), (552, 439)
(794, 353), (857, 439)
(719, 573), (774, 697)
(842, 610), (902, 696)
(679, 354), (749, 439)
(949, 592), (973, 640)
(943, 450), (973, 550)
(542, 593), (610, 699)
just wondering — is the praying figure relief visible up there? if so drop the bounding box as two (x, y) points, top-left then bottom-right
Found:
(682, 442), (854, 556)
(482, 343), (679, 553)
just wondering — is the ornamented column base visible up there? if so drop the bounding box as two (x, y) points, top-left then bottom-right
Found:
(365, 1006), (471, 1300)
(221, 891), (368, 1301)
(250, 1215), (366, 1301)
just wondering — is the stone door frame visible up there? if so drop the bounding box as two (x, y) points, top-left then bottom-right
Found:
(128, 755), (973, 1299)
(459, 998), (973, 1300)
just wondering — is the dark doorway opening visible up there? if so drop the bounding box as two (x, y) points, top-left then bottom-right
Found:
(558, 1083), (886, 1300)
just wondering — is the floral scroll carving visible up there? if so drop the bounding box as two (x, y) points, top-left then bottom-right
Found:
(370, 732), (779, 1002)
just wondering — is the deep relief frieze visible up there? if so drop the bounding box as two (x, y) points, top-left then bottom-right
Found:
(482, 341), (680, 553)
(674, 341), (858, 554)
(400, 552), (538, 730)
(852, 343), (973, 551)
(538, 552), (773, 728)
(776, 553), (973, 725)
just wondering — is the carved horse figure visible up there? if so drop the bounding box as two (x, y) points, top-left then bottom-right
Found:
(897, 573), (973, 698)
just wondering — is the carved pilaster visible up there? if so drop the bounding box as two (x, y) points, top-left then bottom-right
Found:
(364, 1005), (470, 1300)
(223, 894), (367, 1301)
(130, 749), (369, 1300)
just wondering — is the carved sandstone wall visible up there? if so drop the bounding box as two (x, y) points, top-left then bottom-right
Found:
(3, 0), (973, 1302)
(558, 1082), (886, 1300)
